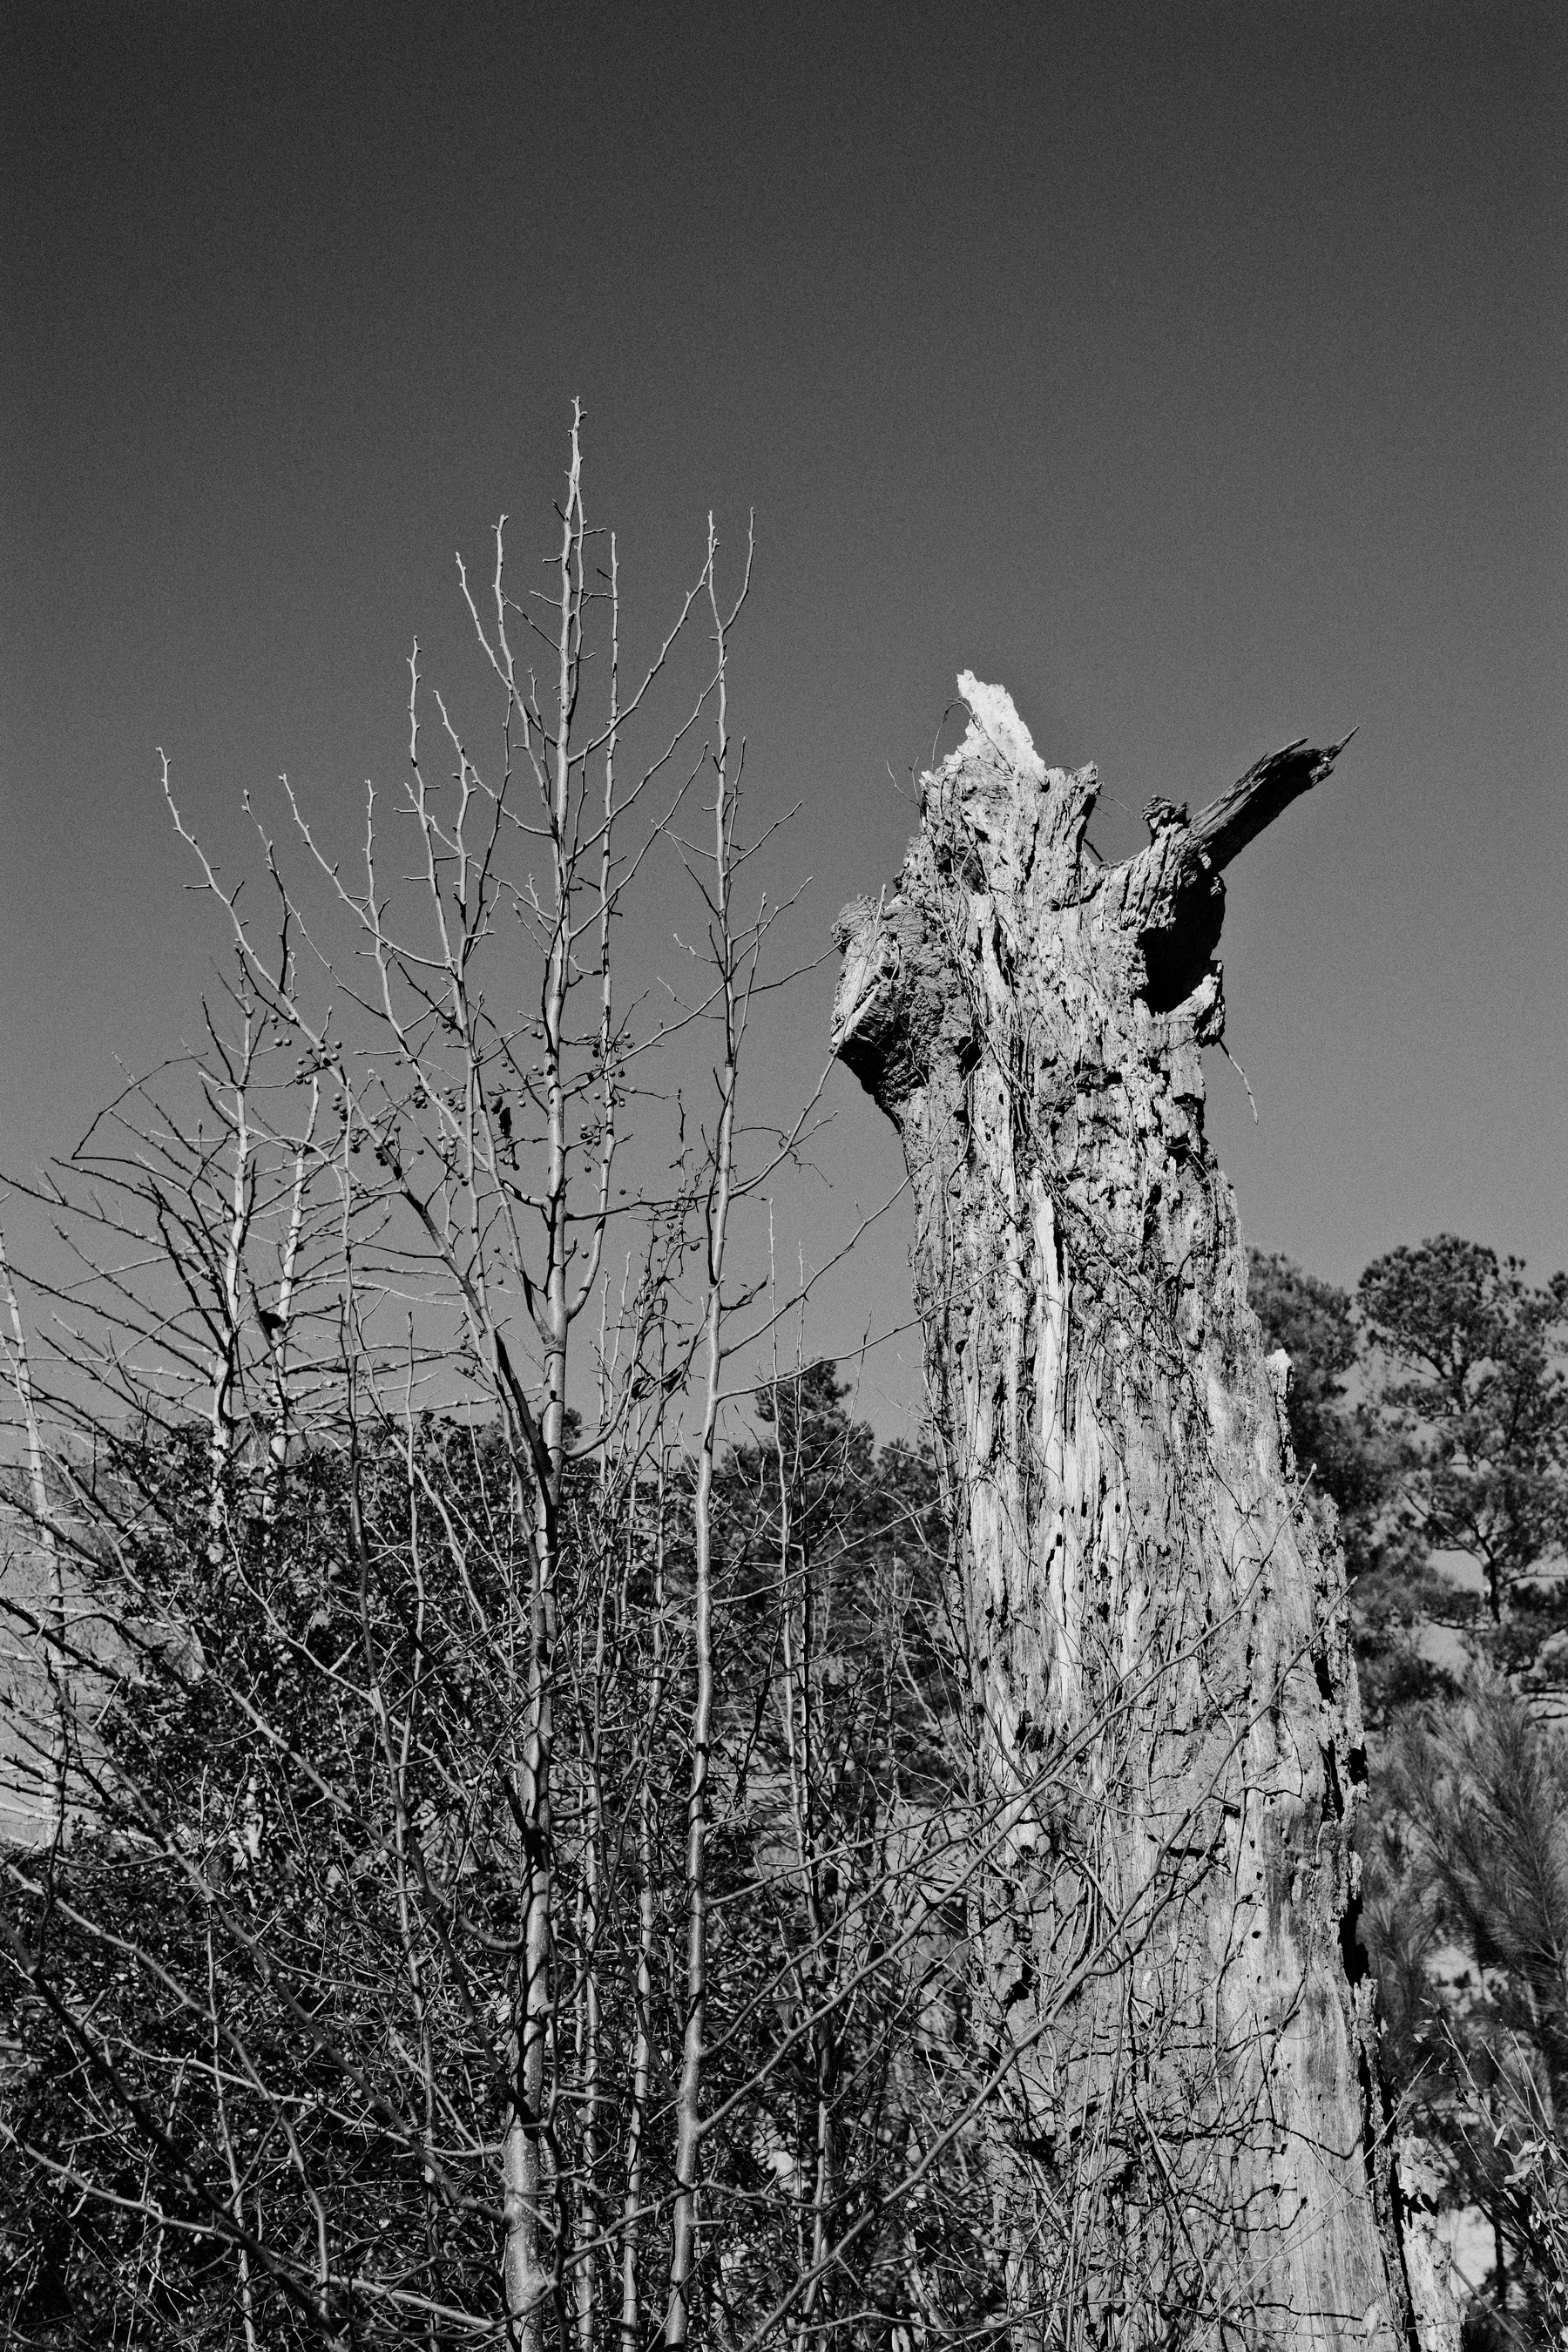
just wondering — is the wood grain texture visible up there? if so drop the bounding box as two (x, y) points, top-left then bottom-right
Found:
(831, 680), (1450, 2350)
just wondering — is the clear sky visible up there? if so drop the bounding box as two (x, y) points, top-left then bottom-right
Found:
(4, 0), (1565, 1434)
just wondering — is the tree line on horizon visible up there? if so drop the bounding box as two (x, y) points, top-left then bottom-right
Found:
(1253, 1231), (1568, 2352)
(2, 1227), (1565, 2345)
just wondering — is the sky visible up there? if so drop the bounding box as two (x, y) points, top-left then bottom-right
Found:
(3, 0), (1565, 1436)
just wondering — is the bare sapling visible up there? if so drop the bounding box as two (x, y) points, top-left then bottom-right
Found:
(665, 528), (753, 2347)
(0, 417), (774, 2346)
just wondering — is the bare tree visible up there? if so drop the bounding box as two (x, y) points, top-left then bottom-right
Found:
(4, 419), (974, 2352)
(0, 414), (762, 2342)
(830, 675), (1456, 2349)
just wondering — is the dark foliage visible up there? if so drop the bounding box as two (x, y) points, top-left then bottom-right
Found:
(1359, 1238), (1568, 1632)
(1247, 1249), (1456, 1723)
(2, 1375), (996, 2349)
(1364, 1686), (1568, 2348)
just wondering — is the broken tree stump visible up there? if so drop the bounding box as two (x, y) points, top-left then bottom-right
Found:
(831, 677), (1452, 2349)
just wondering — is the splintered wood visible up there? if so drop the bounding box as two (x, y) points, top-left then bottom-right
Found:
(832, 677), (1452, 2351)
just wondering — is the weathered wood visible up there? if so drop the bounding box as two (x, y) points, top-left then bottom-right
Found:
(832, 678), (1451, 2349)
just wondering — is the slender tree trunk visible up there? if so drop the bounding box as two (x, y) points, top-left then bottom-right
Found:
(772, 1393), (841, 2329)
(831, 677), (1455, 2350)
(504, 408), (585, 2350)
(666, 527), (747, 2345)
(622, 1451), (667, 2352)
(1, 1231), (67, 1838)
(262, 1078), (317, 1548)
(206, 1920), (262, 2352)
(574, 1555), (607, 2352)
(209, 1040), (253, 1568)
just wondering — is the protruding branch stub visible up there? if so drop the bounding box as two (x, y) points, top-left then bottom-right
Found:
(1188, 731), (1355, 875)
(829, 890), (950, 1120)
(831, 674), (1353, 1104)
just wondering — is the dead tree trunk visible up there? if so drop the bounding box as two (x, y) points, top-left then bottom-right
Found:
(831, 678), (1453, 2350)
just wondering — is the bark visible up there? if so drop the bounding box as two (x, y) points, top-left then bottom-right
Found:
(831, 677), (1454, 2351)
(208, 1044), (253, 1570)
(620, 1455), (666, 2352)
(1, 1230), (67, 1841)
(666, 534), (745, 2347)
